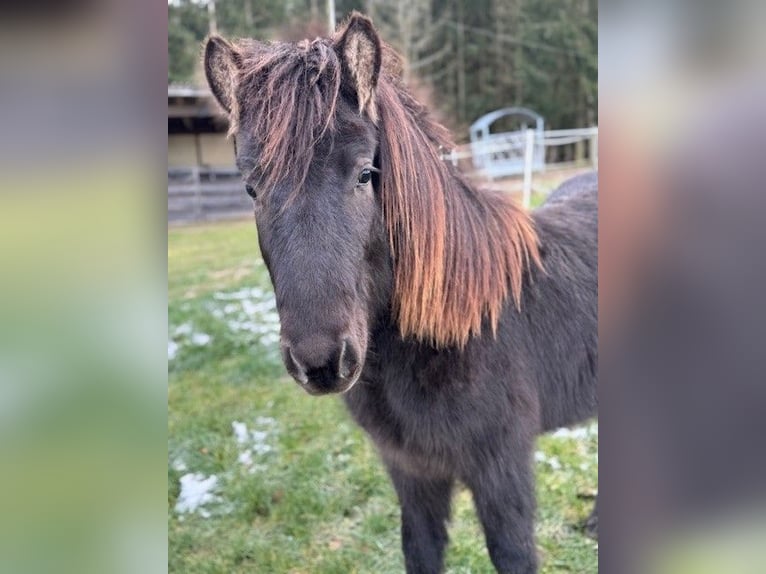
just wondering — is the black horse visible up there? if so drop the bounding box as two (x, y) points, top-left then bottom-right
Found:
(204, 12), (597, 573)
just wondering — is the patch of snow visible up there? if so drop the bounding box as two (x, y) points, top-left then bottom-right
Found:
(208, 287), (281, 350)
(551, 422), (597, 440)
(171, 457), (187, 472)
(238, 449), (253, 467)
(262, 313), (280, 326)
(190, 332), (211, 346)
(250, 428), (273, 454)
(224, 317), (279, 335)
(255, 416), (276, 426)
(170, 321), (213, 353)
(232, 421), (249, 444)
(251, 430), (268, 442)
(534, 450), (561, 469)
(552, 427), (588, 439)
(241, 298), (275, 316)
(252, 443), (272, 455)
(174, 323), (193, 336)
(260, 333), (280, 346)
(213, 287), (267, 301)
(175, 473), (220, 517)
(232, 418), (277, 467)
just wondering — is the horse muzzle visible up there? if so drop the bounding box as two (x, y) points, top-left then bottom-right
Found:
(280, 334), (363, 395)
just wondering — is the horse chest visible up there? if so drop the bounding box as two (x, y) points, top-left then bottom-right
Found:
(345, 351), (478, 477)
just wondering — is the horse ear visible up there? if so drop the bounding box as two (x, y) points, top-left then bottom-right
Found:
(203, 35), (241, 115)
(334, 12), (382, 122)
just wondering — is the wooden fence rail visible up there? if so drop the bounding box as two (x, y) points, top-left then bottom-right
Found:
(168, 167), (252, 223)
(168, 127), (597, 222)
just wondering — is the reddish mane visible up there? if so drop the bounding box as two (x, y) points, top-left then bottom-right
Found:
(232, 38), (542, 348)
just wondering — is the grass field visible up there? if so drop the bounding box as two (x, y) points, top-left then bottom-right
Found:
(168, 218), (598, 573)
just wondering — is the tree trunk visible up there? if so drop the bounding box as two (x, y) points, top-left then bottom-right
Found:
(244, 0), (253, 29)
(456, 0), (466, 121)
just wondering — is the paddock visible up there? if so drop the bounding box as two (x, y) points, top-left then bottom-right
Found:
(168, 217), (598, 573)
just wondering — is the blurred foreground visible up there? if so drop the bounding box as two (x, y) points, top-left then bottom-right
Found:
(0, 1), (765, 573)
(600, 1), (766, 572)
(0, 1), (167, 573)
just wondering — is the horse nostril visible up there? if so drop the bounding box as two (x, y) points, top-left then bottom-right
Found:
(338, 337), (361, 380)
(282, 344), (308, 385)
(283, 335), (361, 390)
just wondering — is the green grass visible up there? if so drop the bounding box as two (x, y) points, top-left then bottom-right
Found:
(169, 219), (598, 573)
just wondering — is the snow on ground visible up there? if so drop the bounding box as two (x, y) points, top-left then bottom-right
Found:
(169, 287), (280, 362)
(237, 450), (253, 466)
(174, 323), (192, 336)
(208, 287), (281, 349)
(535, 451), (562, 470)
(213, 287), (268, 301)
(175, 473), (220, 517)
(190, 332), (211, 346)
(255, 416), (277, 426)
(551, 421), (598, 440)
(168, 322), (212, 361)
(171, 417), (280, 518)
(231, 418), (278, 473)
(232, 421), (249, 444)
(536, 420), (597, 473)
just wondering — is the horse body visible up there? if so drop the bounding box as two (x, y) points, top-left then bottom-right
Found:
(342, 177), (597, 573)
(347, 172), (597, 459)
(203, 13), (597, 573)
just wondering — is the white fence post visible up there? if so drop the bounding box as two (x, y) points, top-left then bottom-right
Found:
(522, 128), (534, 208)
(590, 127), (598, 170)
(327, 0), (336, 31)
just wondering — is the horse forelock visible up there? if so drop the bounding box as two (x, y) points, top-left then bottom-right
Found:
(234, 38), (342, 194)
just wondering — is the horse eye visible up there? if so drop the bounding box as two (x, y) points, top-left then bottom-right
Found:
(357, 169), (372, 185)
(245, 184), (257, 199)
